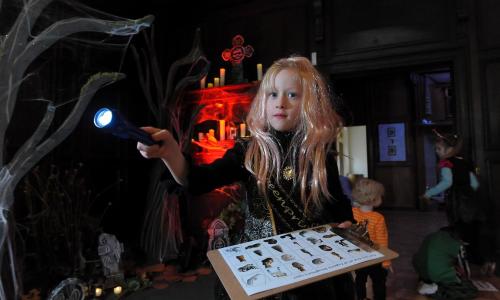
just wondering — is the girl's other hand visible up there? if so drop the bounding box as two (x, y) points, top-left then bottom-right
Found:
(336, 221), (352, 229)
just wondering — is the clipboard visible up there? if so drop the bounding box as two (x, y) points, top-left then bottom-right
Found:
(207, 225), (398, 300)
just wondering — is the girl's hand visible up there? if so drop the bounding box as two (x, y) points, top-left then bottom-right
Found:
(137, 127), (188, 185)
(336, 221), (352, 229)
(419, 194), (432, 206)
(136, 127), (180, 160)
(419, 194), (430, 200)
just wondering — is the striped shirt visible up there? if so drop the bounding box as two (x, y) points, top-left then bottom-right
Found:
(352, 207), (391, 267)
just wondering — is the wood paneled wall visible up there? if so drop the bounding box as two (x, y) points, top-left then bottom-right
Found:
(149, 0), (500, 214)
(85, 0), (500, 257)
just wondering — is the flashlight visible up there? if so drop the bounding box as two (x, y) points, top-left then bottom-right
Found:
(93, 107), (158, 146)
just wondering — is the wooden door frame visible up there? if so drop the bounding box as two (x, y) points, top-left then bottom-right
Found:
(324, 51), (469, 209)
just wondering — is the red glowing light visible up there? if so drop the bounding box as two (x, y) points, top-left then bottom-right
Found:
(191, 83), (256, 124)
(187, 82), (258, 165)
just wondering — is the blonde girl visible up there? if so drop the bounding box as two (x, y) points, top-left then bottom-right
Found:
(137, 56), (355, 299)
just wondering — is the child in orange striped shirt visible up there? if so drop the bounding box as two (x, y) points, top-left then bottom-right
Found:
(352, 178), (390, 300)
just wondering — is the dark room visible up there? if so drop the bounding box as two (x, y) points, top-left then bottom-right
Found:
(1, 0), (499, 299)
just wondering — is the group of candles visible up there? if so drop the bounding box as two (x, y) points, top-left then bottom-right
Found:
(197, 121), (247, 142)
(200, 63), (263, 89)
(92, 285), (122, 297)
(218, 120), (246, 140)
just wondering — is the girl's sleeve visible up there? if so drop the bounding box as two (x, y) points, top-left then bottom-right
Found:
(469, 172), (479, 191)
(186, 141), (249, 195)
(326, 156), (355, 223)
(424, 167), (453, 198)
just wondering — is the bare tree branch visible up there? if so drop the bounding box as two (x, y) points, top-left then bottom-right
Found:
(132, 45), (159, 122)
(134, 28), (210, 262)
(2, 0), (54, 62)
(10, 72), (125, 189)
(163, 28), (206, 108)
(9, 101), (56, 171)
(0, 13), (154, 166)
(144, 26), (164, 104)
(11, 15), (154, 110)
(16, 15), (155, 67)
(170, 56), (209, 113)
(0, 2), (154, 296)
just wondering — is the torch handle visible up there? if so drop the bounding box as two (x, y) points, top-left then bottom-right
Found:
(126, 126), (159, 146)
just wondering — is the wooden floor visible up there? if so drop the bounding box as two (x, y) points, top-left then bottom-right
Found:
(126, 209), (500, 300)
(383, 209), (500, 300)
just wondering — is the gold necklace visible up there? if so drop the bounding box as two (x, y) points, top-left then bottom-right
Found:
(282, 166), (294, 181)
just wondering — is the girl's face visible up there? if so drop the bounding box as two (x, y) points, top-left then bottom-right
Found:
(435, 142), (452, 159)
(265, 68), (303, 132)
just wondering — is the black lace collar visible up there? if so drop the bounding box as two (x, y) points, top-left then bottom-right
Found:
(270, 129), (294, 153)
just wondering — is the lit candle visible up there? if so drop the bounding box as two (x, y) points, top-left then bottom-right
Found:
(113, 286), (122, 295)
(207, 83), (213, 88)
(95, 287), (103, 297)
(214, 77), (220, 87)
(257, 63), (263, 81)
(311, 52), (317, 66)
(200, 76), (206, 89)
(230, 127), (237, 139)
(219, 120), (226, 141)
(220, 68), (226, 86)
(240, 123), (246, 137)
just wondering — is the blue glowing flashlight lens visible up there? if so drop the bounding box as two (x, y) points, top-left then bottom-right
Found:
(94, 108), (113, 128)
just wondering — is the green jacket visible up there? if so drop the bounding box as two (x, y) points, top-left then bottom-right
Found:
(412, 230), (461, 284)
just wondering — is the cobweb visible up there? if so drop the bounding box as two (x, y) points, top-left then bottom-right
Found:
(1, 0), (147, 116)
(0, 0), (153, 298)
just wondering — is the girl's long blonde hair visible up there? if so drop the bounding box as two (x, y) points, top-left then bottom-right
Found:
(244, 56), (343, 214)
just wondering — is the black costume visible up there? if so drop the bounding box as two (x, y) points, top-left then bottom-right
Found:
(438, 156), (484, 263)
(439, 157), (480, 225)
(186, 131), (355, 300)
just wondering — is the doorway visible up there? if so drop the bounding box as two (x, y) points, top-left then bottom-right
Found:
(413, 70), (456, 206)
(331, 65), (456, 209)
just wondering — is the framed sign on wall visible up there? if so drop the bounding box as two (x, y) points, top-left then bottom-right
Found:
(378, 122), (407, 162)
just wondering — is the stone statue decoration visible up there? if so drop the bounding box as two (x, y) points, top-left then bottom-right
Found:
(98, 233), (124, 277)
(207, 219), (230, 251)
(222, 34), (254, 84)
(0, 0), (153, 298)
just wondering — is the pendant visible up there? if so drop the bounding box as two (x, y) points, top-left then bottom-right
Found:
(282, 166), (294, 181)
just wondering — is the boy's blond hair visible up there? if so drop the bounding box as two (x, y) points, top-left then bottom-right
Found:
(352, 178), (385, 206)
